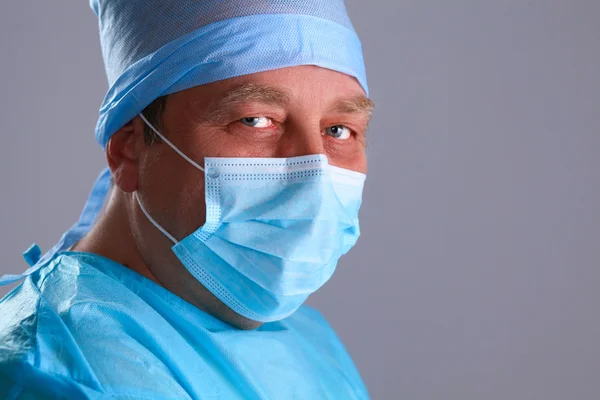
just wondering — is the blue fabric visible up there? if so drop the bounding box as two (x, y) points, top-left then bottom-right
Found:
(168, 155), (365, 322)
(91, 0), (368, 147)
(0, 252), (369, 399)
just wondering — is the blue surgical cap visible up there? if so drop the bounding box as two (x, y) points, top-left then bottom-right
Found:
(90, 0), (369, 148)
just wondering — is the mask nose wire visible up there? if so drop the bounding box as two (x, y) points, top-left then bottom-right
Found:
(138, 113), (205, 172)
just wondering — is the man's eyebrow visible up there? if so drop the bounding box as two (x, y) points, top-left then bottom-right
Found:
(330, 96), (376, 119)
(202, 83), (291, 123)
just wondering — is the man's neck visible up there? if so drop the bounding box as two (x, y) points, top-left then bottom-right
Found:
(71, 189), (162, 285)
(70, 188), (263, 330)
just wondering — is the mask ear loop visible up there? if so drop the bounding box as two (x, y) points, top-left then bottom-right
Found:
(138, 113), (205, 172)
(136, 113), (206, 244)
(135, 192), (178, 245)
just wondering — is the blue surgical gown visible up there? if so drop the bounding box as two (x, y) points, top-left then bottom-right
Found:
(0, 252), (369, 399)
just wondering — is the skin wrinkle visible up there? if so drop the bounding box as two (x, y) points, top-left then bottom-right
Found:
(200, 83), (292, 125)
(199, 83), (374, 126)
(331, 96), (375, 119)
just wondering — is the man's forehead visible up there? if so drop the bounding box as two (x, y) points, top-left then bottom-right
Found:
(188, 81), (374, 121)
(182, 67), (373, 112)
(215, 83), (292, 107)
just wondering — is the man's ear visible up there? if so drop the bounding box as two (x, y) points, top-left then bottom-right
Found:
(106, 116), (146, 193)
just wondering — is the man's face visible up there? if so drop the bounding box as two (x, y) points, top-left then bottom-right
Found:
(137, 65), (371, 240)
(112, 65), (372, 326)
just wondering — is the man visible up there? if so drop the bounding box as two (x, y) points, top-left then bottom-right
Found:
(0, 1), (373, 398)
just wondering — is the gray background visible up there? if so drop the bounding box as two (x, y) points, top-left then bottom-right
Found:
(1, 1), (598, 399)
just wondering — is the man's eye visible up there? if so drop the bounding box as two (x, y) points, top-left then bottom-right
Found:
(324, 125), (352, 140)
(240, 117), (273, 128)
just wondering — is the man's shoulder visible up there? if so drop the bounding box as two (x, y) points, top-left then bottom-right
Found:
(0, 253), (135, 373)
(0, 278), (41, 363)
(283, 305), (352, 357)
(0, 253), (168, 398)
(278, 305), (370, 398)
(285, 304), (335, 332)
(0, 272), (103, 398)
(286, 304), (331, 330)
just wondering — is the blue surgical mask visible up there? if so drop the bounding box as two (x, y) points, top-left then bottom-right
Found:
(137, 114), (365, 322)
